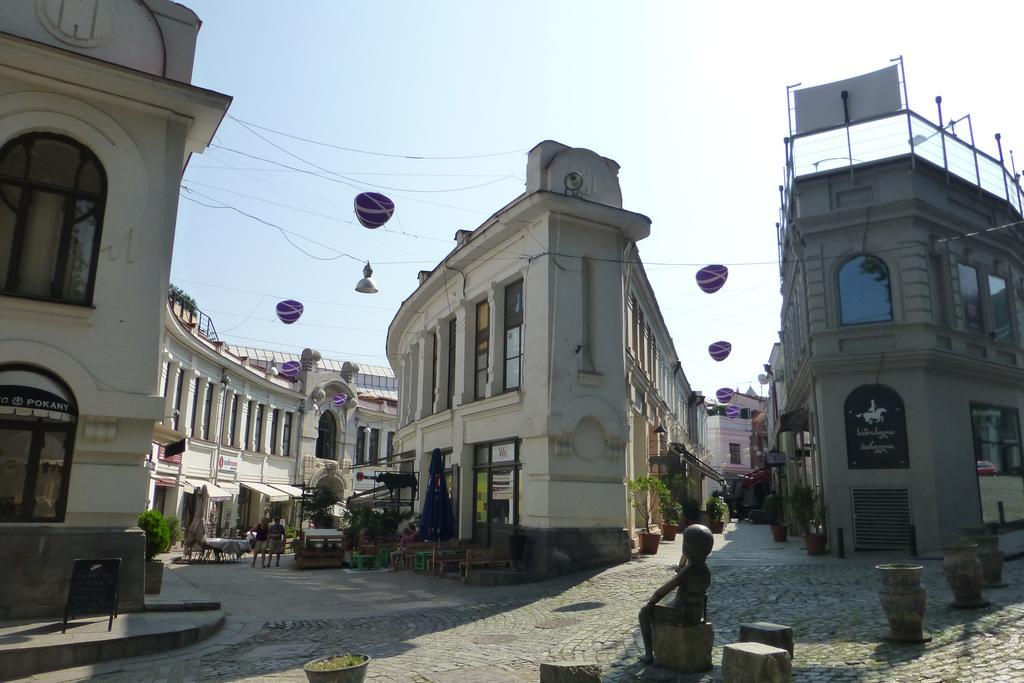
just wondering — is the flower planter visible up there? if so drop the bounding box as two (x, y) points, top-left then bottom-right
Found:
(682, 518), (699, 530)
(771, 524), (788, 542)
(637, 531), (661, 555)
(661, 523), (679, 542)
(942, 543), (989, 608)
(803, 533), (827, 555)
(876, 564), (931, 643)
(303, 655), (370, 683)
(962, 535), (1006, 588)
(144, 560), (164, 595)
(707, 520), (725, 534)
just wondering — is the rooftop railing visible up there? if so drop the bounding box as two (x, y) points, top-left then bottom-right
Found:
(779, 110), (1024, 263)
(168, 291), (219, 342)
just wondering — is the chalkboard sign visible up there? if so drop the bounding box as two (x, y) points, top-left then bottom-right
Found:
(62, 558), (120, 633)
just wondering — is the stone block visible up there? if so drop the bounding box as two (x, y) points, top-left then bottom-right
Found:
(651, 621), (714, 673)
(722, 642), (792, 683)
(539, 660), (601, 683)
(739, 621), (794, 658)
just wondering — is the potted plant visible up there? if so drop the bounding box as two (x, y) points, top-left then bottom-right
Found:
(627, 476), (670, 555)
(764, 494), (787, 542)
(138, 509), (171, 594)
(705, 496), (728, 534)
(660, 499), (682, 541)
(790, 485), (827, 555)
(303, 654), (371, 683)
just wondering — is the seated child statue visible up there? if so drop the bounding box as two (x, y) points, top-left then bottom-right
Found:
(638, 523), (714, 664)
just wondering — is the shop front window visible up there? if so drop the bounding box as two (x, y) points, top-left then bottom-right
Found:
(472, 440), (520, 545)
(971, 403), (1024, 526)
(0, 366), (77, 522)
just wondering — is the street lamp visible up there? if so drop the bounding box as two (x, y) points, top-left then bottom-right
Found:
(355, 262), (378, 294)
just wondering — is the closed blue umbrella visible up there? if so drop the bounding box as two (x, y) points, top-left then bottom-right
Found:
(419, 448), (456, 542)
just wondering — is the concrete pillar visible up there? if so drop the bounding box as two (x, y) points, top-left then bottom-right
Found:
(181, 368), (200, 436)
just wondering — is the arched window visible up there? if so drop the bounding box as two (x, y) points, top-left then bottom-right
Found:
(0, 134), (107, 304)
(315, 411), (337, 460)
(0, 365), (78, 522)
(838, 255), (893, 325)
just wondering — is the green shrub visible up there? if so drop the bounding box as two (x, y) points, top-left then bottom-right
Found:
(706, 496), (729, 522)
(285, 527), (299, 539)
(165, 516), (180, 545)
(660, 499), (682, 525)
(764, 494), (785, 524)
(790, 485), (816, 534)
(138, 509), (171, 561)
(627, 476), (670, 532)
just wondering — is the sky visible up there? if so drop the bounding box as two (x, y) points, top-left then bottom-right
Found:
(173, 1), (1024, 396)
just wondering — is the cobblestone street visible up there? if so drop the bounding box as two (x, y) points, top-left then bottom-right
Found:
(29, 524), (1024, 682)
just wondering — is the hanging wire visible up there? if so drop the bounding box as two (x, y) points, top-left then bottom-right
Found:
(229, 118), (521, 193)
(226, 114), (527, 160)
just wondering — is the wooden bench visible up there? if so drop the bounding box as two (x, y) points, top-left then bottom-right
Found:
(459, 547), (513, 582)
(429, 547), (469, 577)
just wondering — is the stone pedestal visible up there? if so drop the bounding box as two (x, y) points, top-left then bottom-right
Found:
(650, 604), (713, 672)
(539, 661), (601, 683)
(722, 642), (792, 683)
(739, 622), (794, 658)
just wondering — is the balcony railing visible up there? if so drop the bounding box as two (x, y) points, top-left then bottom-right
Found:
(168, 292), (219, 342)
(779, 110), (1024, 260)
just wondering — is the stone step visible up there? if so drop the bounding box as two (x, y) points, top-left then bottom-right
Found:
(0, 610), (224, 680)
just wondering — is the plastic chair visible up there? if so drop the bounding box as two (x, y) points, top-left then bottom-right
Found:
(350, 551), (375, 571)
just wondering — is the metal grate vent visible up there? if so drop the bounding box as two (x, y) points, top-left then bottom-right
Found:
(851, 488), (912, 550)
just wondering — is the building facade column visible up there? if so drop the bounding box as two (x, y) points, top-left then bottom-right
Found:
(486, 282), (505, 397)
(162, 360), (181, 429)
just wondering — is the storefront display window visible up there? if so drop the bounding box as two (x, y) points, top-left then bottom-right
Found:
(971, 403), (1024, 526)
(472, 439), (520, 545)
(0, 366), (77, 522)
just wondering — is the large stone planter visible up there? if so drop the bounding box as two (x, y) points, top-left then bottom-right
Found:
(962, 535), (1006, 588)
(942, 543), (989, 608)
(876, 564), (930, 643)
(303, 655), (370, 683)
(637, 531), (661, 555)
(144, 560), (164, 595)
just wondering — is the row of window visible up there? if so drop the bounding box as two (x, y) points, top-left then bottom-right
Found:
(628, 296), (658, 386)
(351, 425), (396, 466)
(422, 279), (524, 417)
(837, 255), (1013, 339)
(162, 363), (295, 456)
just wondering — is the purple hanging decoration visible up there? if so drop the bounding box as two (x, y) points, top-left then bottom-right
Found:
(279, 360), (301, 379)
(696, 264), (729, 294)
(725, 405), (740, 419)
(333, 393), (348, 407)
(715, 387), (734, 403)
(354, 192), (395, 229)
(708, 340), (732, 362)
(276, 300), (304, 324)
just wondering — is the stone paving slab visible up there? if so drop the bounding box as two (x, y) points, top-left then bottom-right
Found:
(18, 523), (1024, 682)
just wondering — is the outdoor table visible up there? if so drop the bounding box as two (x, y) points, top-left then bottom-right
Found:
(204, 537), (249, 561)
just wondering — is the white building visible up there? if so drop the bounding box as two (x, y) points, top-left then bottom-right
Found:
(0, 0), (229, 618)
(705, 388), (768, 502)
(387, 141), (715, 578)
(151, 292), (397, 533)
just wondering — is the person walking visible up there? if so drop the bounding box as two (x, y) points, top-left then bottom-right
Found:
(268, 516), (286, 567)
(250, 518), (270, 568)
